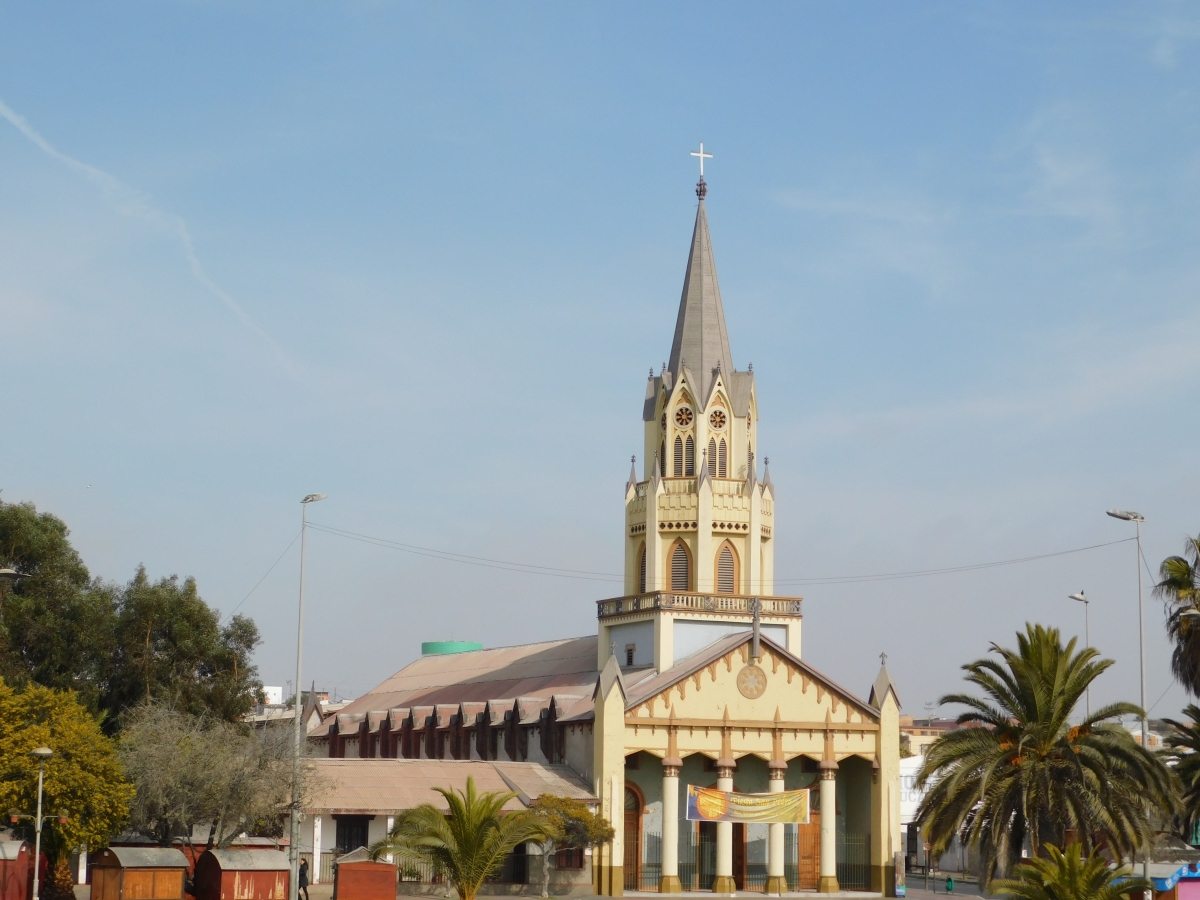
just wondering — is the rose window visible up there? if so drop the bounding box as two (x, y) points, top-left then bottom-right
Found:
(709, 410), (727, 430)
(674, 407), (694, 427)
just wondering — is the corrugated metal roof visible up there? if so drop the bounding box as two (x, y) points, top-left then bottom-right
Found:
(202, 849), (289, 871)
(95, 847), (189, 869)
(0, 842), (28, 860)
(312, 637), (598, 738)
(301, 758), (594, 815)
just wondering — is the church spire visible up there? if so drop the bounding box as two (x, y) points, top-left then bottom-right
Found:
(667, 176), (733, 401)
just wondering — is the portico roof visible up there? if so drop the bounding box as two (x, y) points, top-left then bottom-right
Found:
(622, 632), (879, 720)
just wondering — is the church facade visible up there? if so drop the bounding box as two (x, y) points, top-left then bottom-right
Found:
(308, 174), (902, 897)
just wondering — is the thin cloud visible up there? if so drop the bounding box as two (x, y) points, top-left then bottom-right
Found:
(0, 96), (296, 376)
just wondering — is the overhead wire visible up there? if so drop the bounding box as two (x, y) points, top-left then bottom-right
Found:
(304, 521), (1136, 588)
(220, 528), (303, 623)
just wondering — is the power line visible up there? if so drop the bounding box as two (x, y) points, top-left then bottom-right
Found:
(772, 537), (1137, 586)
(306, 522), (624, 583)
(221, 528), (302, 623)
(305, 521), (1136, 589)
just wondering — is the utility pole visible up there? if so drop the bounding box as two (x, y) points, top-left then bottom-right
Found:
(290, 494), (325, 900)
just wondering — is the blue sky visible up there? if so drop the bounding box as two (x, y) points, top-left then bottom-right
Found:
(3, 3), (1200, 719)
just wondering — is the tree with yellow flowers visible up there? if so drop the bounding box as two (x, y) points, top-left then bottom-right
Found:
(0, 681), (132, 900)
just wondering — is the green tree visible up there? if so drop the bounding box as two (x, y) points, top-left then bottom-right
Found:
(368, 776), (550, 900)
(118, 703), (305, 849)
(915, 624), (1176, 881)
(1154, 536), (1200, 696)
(104, 566), (263, 726)
(0, 500), (117, 710)
(990, 842), (1151, 900)
(0, 681), (133, 864)
(1162, 704), (1200, 839)
(529, 795), (614, 898)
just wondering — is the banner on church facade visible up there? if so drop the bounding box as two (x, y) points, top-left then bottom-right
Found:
(685, 785), (810, 823)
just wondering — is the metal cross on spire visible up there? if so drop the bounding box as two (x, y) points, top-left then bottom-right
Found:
(880, 652), (888, 665)
(690, 142), (713, 177)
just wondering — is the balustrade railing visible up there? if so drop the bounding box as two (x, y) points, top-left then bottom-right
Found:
(597, 592), (802, 619)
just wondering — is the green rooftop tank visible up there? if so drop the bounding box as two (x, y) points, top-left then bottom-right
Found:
(421, 640), (483, 656)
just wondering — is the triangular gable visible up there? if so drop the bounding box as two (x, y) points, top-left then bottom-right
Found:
(869, 664), (901, 709)
(593, 654), (626, 704)
(624, 633), (879, 722)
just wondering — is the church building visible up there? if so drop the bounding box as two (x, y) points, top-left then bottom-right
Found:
(303, 170), (902, 897)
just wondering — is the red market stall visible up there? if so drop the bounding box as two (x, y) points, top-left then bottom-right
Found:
(331, 848), (396, 900)
(194, 850), (289, 900)
(0, 842), (37, 900)
(90, 847), (189, 900)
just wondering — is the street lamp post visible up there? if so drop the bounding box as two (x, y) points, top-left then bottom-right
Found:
(1107, 509), (1149, 893)
(290, 494), (325, 900)
(1069, 591), (1090, 717)
(31, 747), (52, 900)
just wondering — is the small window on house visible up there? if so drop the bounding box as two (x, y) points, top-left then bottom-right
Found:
(685, 436), (695, 476)
(708, 438), (717, 476)
(625, 644), (636, 666)
(717, 545), (736, 594)
(718, 439), (728, 478)
(555, 848), (585, 869)
(673, 437), (683, 477)
(335, 815), (370, 854)
(671, 544), (690, 591)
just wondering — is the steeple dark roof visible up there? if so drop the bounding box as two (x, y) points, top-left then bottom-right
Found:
(668, 184), (733, 400)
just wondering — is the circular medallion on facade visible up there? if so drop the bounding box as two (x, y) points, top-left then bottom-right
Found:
(709, 409), (727, 430)
(737, 664), (767, 699)
(674, 406), (694, 427)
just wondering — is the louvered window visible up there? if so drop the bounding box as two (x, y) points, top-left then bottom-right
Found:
(673, 437), (683, 477)
(717, 545), (736, 594)
(671, 544), (690, 591)
(685, 436), (695, 476)
(660, 442), (666, 476)
(708, 439), (717, 476)
(718, 439), (727, 478)
(638, 546), (647, 593)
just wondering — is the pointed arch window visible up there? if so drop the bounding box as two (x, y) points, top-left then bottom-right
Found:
(717, 543), (738, 595)
(718, 439), (727, 478)
(638, 544), (647, 594)
(685, 436), (695, 476)
(708, 439), (717, 477)
(673, 437), (683, 477)
(670, 542), (690, 592)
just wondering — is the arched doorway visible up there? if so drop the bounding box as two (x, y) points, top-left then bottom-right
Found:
(623, 784), (643, 890)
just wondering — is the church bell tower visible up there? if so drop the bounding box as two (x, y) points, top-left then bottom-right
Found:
(596, 168), (802, 674)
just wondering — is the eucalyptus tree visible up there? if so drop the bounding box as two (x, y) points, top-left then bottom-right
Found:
(915, 624), (1176, 881)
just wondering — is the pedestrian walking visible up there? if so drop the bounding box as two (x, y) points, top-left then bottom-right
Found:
(299, 858), (310, 900)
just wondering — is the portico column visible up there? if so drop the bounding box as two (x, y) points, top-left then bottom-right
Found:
(818, 762), (839, 893)
(311, 815), (323, 884)
(712, 760), (736, 894)
(660, 754), (683, 893)
(765, 761), (788, 895)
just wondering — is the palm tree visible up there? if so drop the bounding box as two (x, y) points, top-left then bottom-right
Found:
(1154, 536), (1200, 695)
(915, 623), (1176, 881)
(1162, 704), (1200, 839)
(990, 842), (1151, 900)
(368, 776), (550, 900)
